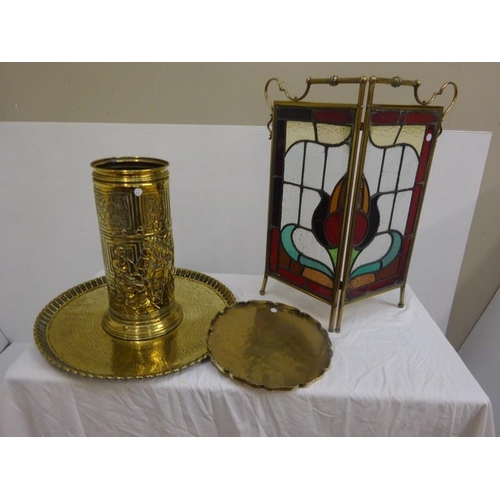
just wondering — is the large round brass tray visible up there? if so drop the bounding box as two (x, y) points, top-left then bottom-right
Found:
(34, 269), (236, 379)
(207, 301), (333, 391)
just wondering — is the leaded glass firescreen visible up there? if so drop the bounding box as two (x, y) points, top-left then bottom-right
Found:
(260, 75), (457, 332)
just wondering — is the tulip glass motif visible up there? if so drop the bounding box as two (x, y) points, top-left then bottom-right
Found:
(265, 102), (442, 304)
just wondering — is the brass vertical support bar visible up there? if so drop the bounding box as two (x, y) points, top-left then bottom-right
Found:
(329, 302), (336, 332)
(334, 77), (377, 332)
(260, 94), (281, 295)
(398, 285), (406, 308)
(259, 274), (269, 296)
(328, 77), (367, 332)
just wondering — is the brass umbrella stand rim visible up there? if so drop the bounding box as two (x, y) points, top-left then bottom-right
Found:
(91, 156), (170, 171)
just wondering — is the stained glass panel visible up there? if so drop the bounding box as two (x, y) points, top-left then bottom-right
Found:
(345, 106), (443, 301)
(266, 102), (358, 301)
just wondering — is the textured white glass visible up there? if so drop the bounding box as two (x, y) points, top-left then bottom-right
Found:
(391, 191), (413, 234)
(281, 184), (301, 229)
(398, 147), (419, 190)
(284, 142), (304, 185)
(380, 146), (403, 193)
(323, 144), (350, 193)
(352, 233), (392, 271)
(362, 142), (384, 194)
(377, 194), (395, 232)
(299, 188), (321, 228)
(303, 142), (325, 190)
(292, 228), (334, 271)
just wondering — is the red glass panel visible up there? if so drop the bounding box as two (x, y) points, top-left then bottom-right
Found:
(307, 281), (332, 300)
(376, 257), (399, 280)
(277, 268), (308, 288)
(368, 276), (398, 292)
(324, 211), (344, 246)
(405, 183), (422, 236)
(274, 154), (284, 177)
(352, 212), (369, 246)
(271, 177), (283, 227)
(415, 125), (435, 183)
(347, 287), (368, 300)
(275, 120), (286, 148)
(276, 106), (312, 121)
(271, 267), (334, 301)
(398, 237), (412, 277)
(313, 109), (354, 125)
(404, 112), (439, 125)
(269, 228), (279, 271)
(371, 111), (401, 124)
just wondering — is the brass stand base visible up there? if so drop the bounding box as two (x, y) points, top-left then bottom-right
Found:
(102, 300), (184, 341)
(34, 269), (236, 379)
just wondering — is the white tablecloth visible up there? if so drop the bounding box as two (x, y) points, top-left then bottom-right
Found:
(0, 274), (494, 436)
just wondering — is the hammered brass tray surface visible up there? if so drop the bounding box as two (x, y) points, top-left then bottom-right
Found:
(207, 301), (333, 391)
(34, 269), (236, 379)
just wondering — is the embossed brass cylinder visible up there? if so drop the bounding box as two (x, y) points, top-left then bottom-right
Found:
(91, 157), (183, 341)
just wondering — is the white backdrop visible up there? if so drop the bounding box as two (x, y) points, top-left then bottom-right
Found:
(0, 123), (491, 343)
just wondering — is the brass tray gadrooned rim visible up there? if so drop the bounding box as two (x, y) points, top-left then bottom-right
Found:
(34, 268), (236, 380)
(207, 300), (334, 391)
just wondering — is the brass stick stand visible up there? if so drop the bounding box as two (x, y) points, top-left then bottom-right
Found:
(92, 156), (183, 340)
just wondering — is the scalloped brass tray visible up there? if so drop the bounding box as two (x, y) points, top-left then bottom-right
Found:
(207, 301), (333, 391)
(34, 269), (236, 379)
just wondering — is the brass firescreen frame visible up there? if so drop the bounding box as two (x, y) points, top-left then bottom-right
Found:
(260, 75), (458, 332)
